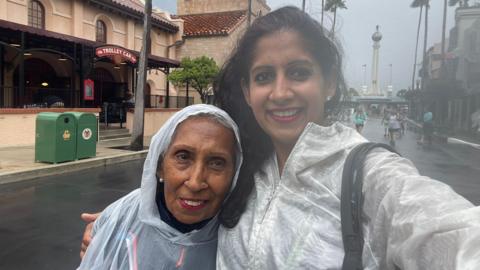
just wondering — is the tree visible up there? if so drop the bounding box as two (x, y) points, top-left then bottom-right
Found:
(396, 89), (408, 98)
(168, 56), (219, 104)
(321, 0), (325, 26)
(441, 0), (448, 73)
(347, 87), (360, 97)
(411, 0), (429, 92)
(130, 0), (151, 151)
(449, 0), (469, 7)
(325, 0), (347, 38)
(410, 0), (424, 92)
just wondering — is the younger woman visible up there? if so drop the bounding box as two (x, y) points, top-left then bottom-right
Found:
(82, 7), (480, 270)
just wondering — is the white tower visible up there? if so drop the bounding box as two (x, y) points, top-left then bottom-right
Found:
(370, 25), (382, 96)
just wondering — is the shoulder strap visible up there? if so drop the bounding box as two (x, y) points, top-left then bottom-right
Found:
(341, 142), (398, 270)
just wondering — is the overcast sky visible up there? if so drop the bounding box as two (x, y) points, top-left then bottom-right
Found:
(154, 0), (463, 92)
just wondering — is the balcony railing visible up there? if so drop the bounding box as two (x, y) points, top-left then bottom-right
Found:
(148, 95), (194, 108)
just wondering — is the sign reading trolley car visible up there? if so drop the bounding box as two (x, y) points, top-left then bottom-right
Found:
(95, 46), (137, 64)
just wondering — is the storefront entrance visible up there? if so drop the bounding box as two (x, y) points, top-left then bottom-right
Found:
(13, 58), (72, 108)
(91, 67), (127, 124)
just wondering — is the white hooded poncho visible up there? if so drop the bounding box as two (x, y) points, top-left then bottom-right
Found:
(217, 122), (480, 270)
(78, 104), (243, 270)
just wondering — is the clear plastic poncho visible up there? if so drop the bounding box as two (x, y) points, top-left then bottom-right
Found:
(217, 122), (480, 270)
(78, 104), (243, 270)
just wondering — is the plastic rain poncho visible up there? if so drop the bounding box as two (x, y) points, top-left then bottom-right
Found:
(217, 122), (480, 270)
(78, 104), (243, 270)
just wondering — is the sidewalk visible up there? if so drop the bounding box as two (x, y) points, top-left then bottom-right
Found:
(0, 137), (151, 185)
(406, 119), (480, 150)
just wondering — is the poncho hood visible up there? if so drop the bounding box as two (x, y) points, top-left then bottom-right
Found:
(139, 104), (243, 243)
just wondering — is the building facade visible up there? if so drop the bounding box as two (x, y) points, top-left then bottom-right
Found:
(422, 6), (480, 134)
(0, 0), (184, 111)
(173, 0), (270, 103)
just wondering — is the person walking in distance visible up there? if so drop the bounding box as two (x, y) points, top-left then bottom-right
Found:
(354, 108), (367, 134)
(422, 108), (434, 146)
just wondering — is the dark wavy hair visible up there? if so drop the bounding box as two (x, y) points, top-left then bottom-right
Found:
(215, 6), (347, 228)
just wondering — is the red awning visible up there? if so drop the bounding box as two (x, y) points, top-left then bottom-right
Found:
(0, 19), (180, 68)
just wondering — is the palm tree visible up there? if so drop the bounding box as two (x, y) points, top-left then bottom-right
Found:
(411, 0), (425, 91)
(441, 0), (447, 71)
(325, 0), (347, 38)
(449, 0), (469, 7)
(411, 0), (429, 92)
(130, 0), (152, 150)
(321, 0), (325, 26)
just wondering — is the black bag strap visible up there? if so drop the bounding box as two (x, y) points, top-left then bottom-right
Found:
(341, 142), (398, 270)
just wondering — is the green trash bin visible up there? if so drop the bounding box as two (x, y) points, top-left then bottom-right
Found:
(35, 112), (77, 163)
(67, 112), (97, 159)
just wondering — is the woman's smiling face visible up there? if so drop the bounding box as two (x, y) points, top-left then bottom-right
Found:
(158, 117), (236, 224)
(243, 30), (335, 156)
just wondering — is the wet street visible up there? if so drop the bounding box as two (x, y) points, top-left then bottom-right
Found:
(360, 118), (480, 205)
(0, 159), (144, 270)
(0, 119), (479, 269)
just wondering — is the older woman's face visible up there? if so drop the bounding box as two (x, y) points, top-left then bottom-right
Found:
(158, 117), (236, 224)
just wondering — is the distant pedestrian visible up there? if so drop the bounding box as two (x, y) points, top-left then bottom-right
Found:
(398, 112), (406, 136)
(354, 108), (367, 134)
(471, 109), (480, 135)
(381, 110), (390, 137)
(124, 91), (135, 108)
(422, 109), (434, 146)
(388, 112), (401, 146)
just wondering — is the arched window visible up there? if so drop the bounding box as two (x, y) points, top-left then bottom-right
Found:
(28, 0), (45, 29)
(96, 20), (107, 43)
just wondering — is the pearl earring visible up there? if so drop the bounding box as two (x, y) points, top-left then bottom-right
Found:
(158, 177), (164, 183)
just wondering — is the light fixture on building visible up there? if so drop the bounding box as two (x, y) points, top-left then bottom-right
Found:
(41, 82), (49, 87)
(10, 43), (20, 47)
(114, 65), (120, 69)
(58, 55), (68, 61)
(23, 52), (32, 56)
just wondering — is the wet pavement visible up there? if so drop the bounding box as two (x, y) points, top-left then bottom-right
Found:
(360, 118), (480, 205)
(0, 159), (144, 270)
(0, 119), (479, 269)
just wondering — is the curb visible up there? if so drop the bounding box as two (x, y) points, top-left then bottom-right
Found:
(406, 119), (480, 149)
(0, 150), (148, 185)
(447, 137), (480, 150)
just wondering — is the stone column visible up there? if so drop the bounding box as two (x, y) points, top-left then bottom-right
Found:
(370, 25), (382, 95)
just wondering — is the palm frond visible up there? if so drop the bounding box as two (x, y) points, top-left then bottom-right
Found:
(325, 0), (347, 11)
(411, 0), (428, 8)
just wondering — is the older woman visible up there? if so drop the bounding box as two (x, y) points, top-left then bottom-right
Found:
(78, 104), (242, 270)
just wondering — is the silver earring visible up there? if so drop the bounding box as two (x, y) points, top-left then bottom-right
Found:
(158, 177), (164, 183)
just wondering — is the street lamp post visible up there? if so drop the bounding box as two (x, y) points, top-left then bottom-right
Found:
(389, 64), (393, 86)
(362, 64), (367, 86)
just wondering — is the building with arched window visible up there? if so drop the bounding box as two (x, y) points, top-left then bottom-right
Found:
(1, 0), (183, 109)
(0, 0), (184, 146)
(95, 20), (106, 43)
(28, 0), (45, 29)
